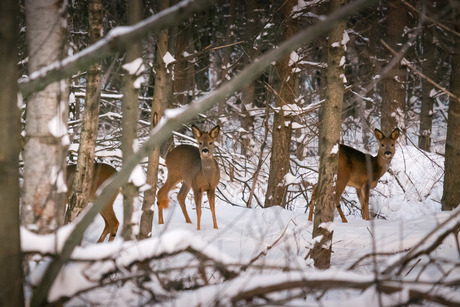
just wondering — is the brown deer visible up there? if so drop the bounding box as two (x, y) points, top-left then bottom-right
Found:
(157, 125), (220, 230)
(308, 128), (400, 223)
(66, 163), (120, 242)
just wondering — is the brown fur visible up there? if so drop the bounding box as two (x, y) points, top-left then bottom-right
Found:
(157, 125), (221, 230)
(66, 163), (119, 242)
(308, 128), (400, 222)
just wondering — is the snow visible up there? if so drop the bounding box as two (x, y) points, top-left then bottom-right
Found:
(122, 58), (146, 76)
(289, 51), (299, 66)
(23, 144), (460, 306)
(330, 143), (339, 154)
(319, 221), (335, 232)
(164, 106), (185, 119)
(163, 51), (176, 67)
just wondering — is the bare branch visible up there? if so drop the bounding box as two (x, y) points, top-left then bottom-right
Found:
(18, 0), (215, 98)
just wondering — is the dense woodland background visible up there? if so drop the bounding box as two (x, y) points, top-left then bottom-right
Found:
(0, 0), (459, 306)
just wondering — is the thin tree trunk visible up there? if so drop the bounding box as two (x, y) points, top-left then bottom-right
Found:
(121, 0), (143, 240)
(139, 0), (171, 239)
(264, 0), (297, 208)
(173, 24), (195, 106)
(22, 0), (68, 233)
(0, 0), (25, 305)
(381, 0), (408, 136)
(240, 0), (260, 155)
(310, 0), (347, 270)
(65, 0), (103, 224)
(418, 14), (437, 151)
(441, 12), (460, 211)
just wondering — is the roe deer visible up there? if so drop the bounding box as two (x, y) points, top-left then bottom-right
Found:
(66, 163), (120, 242)
(308, 128), (400, 223)
(157, 125), (220, 230)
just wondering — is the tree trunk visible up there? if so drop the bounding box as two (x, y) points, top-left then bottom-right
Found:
(0, 0), (25, 305)
(121, 0), (143, 240)
(441, 13), (460, 211)
(173, 24), (195, 106)
(310, 0), (347, 270)
(381, 0), (408, 136)
(217, 0), (236, 122)
(65, 0), (103, 224)
(240, 0), (261, 155)
(264, 0), (297, 208)
(139, 0), (171, 239)
(22, 0), (68, 233)
(418, 5), (437, 151)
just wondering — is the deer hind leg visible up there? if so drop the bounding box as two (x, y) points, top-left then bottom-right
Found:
(99, 200), (119, 242)
(335, 178), (349, 223)
(157, 177), (181, 224)
(307, 186), (317, 221)
(97, 222), (110, 243)
(207, 189), (218, 229)
(193, 189), (203, 230)
(177, 183), (192, 224)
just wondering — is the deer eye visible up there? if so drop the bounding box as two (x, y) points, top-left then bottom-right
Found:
(199, 142), (203, 145)
(209, 142), (213, 145)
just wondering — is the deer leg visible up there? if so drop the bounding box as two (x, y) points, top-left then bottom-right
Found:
(158, 206), (164, 224)
(157, 177), (181, 224)
(101, 199), (119, 242)
(157, 177), (180, 209)
(335, 179), (348, 223)
(177, 183), (192, 224)
(207, 189), (218, 229)
(97, 222), (110, 243)
(193, 189), (203, 230)
(359, 187), (370, 220)
(307, 186), (317, 221)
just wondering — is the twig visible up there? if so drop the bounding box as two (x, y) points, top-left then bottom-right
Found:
(240, 220), (293, 272)
(382, 207), (460, 275)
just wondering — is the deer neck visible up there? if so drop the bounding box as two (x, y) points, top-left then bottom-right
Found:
(201, 156), (216, 174)
(374, 152), (392, 179)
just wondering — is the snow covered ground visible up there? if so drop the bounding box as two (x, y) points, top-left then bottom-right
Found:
(22, 145), (459, 306)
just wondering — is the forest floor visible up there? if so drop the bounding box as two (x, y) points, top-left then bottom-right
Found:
(23, 144), (459, 306)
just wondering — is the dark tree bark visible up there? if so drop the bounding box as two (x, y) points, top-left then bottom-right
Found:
(173, 24), (196, 106)
(264, 0), (297, 208)
(418, 2), (438, 151)
(441, 10), (460, 211)
(0, 0), (25, 305)
(239, 0), (262, 155)
(65, 0), (104, 224)
(121, 0), (143, 241)
(22, 0), (68, 233)
(139, 0), (171, 239)
(310, 0), (347, 269)
(381, 0), (409, 136)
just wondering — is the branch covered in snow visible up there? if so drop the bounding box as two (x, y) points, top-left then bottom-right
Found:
(382, 206), (460, 275)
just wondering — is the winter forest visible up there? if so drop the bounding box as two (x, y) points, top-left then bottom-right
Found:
(1, 0), (460, 306)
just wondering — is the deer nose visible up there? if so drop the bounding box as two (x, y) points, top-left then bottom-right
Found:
(202, 148), (209, 153)
(384, 151), (392, 157)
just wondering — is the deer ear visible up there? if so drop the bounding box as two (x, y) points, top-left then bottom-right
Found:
(191, 125), (201, 139)
(391, 128), (400, 140)
(210, 125), (220, 138)
(374, 128), (384, 141)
